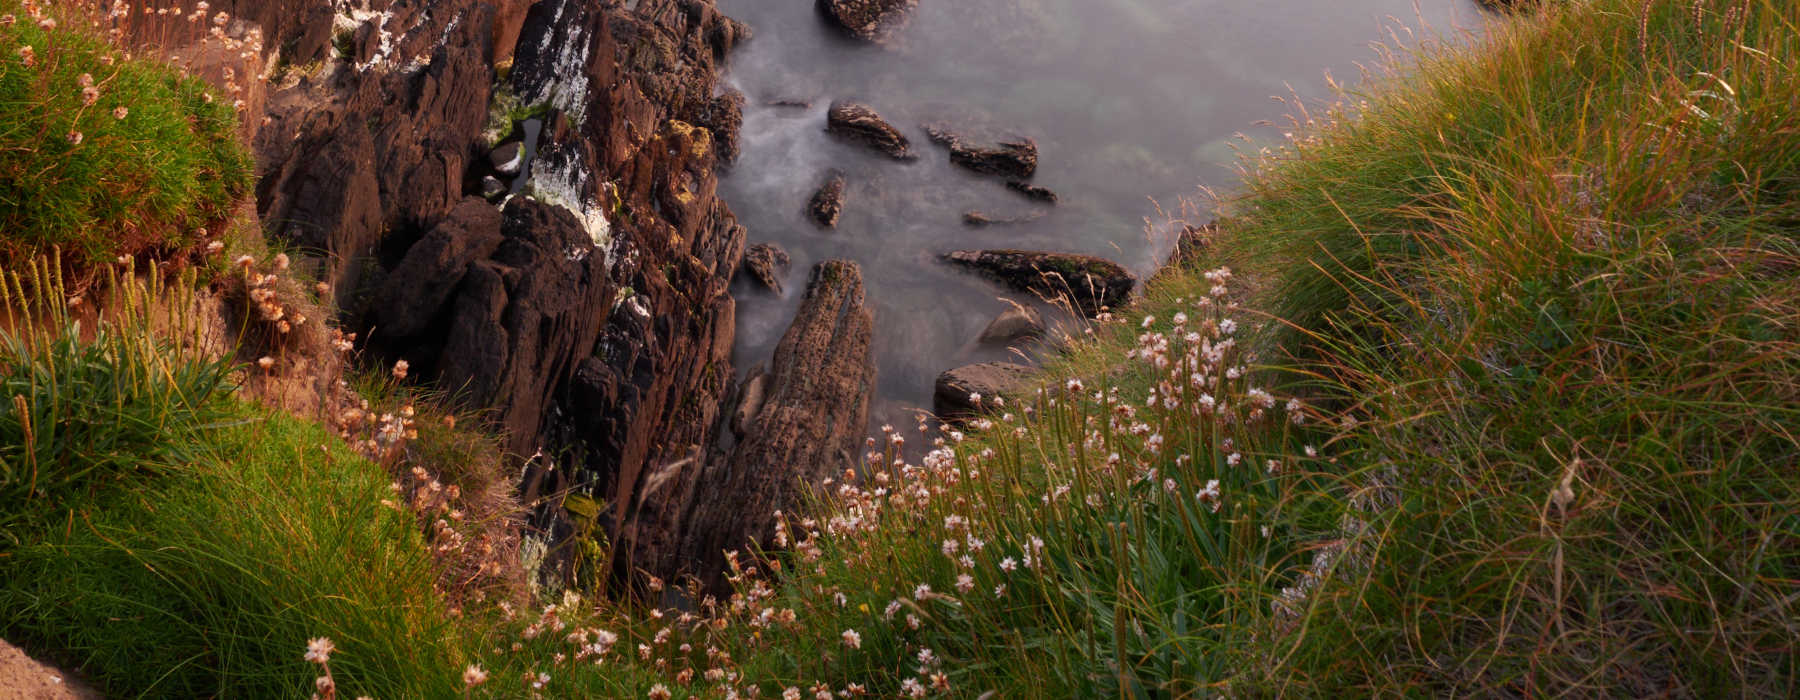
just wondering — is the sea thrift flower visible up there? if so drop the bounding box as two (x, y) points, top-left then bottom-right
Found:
(304, 637), (334, 664)
(392, 359), (409, 379)
(840, 629), (861, 649)
(0, 15), (13, 26)
(463, 665), (487, 686)
(647, 684), (672, 700)
(257, 356), (275, 370)
(66, 131), (83, 145)
(113, 106), (129, 120)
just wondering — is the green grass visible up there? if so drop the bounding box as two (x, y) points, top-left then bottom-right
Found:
(2, 0), (1795, 697)
(0, 0), (252, 272)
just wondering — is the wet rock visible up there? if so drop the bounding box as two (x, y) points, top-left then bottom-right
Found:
(979, 305), (1045, 345)
(480, 175), (507, 199)
(941, 249), (1135, 316)
(963, 210), (1044, 227)
(952, 138), (1038, 178)
(682, 260), (876, 593)
(1007, 180), (1059, 203)
(1172, 220), (1220, 267)
(817, 0), (919, 43)
(742, 243), (791, 294)
(769, 98), (814, 108)
(934, 361), (1034, 419)
(826, 101), (912, 160)
(490, 141), (524, 175)
(807, 170), (847, 227)
(375, 197), (506, 339)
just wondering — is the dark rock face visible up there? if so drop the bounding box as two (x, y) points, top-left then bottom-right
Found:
(979, 306), (1045, 345)
(827, 102), (913, 159)
(807, 171), (847, 227)
(817, 0), (919, 43)
(241, 0), (764, 590)
(678, 260), (876, 593)
(743, 243), (792, 294)
(373, 197), (505, 339)
(435, 198), (613, 444)
(1007, 180), (1059, 203)
(941, 249), (1136, 316)
(935, 362), (1034, 419)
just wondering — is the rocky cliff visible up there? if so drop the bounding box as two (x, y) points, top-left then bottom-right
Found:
(233, 0), (774, 591)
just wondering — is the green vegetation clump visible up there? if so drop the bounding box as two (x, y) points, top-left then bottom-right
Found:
(0, 1), (252, 271)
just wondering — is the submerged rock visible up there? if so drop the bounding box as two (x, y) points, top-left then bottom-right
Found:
(807, 170), (847, 227)
(935, 361), (1034, 419)
(979, 305), (1045, 345)
(941, 249), (1135, 316)
(1006, 180), (1059, 203)
(817, 0), (919, 43)
(742, 242), (792, 294)
(963, 210), (1044, 227)
(683, 260), (876, 592)
(826, 101), (913, 160)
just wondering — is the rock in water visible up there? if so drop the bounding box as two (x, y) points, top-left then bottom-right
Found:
(827, 101), (913, 160)
(808, 170), (847, 227)
(963, 210), (1044, 227)
(1007, 180), (1059, 203)
(682, 260), (876, 593)
(742, 243), (791, 294)
(951, 137), (1038, 178)
(979, 305), (1045, 345)
(941, 249), (1135, 316)
(935, 362), (1035, 419)
(817, 0), (919, 43)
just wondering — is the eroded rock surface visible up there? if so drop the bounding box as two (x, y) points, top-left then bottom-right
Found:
(941, 249), (1135, 316)
(1006, 180), (1059, 203)
(827, 101), (913, 160)
(743, 243), (792, 294)
(817, 0), (919, 43)
(674, 260), (876, 593)
(807, 170), (848, 227)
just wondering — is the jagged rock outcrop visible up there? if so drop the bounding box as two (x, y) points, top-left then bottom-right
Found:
(941, 249), (1136, 316)
(807, 170), (847, 227)
(935, 361), (1034, 418)
(817, 0), (919, 43)
(676, 260), (876, 593)
(236, 0), (760, 590)
(925, 124), (1038, 179)
(742, 243), (791, 294)
(827, 102), (913, 159)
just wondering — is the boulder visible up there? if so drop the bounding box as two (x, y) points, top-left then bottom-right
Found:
(826, 101), (912, 160)
(934, 361), (1034, 418)
(683, 260), (876, 592)
(742, 243), (791, 294)
(941, 249), (1136, 316)
(1007, 180), (1059, 203)
(817, 0), (919, 43)
(730, 365), (770, 436)
(979, 305), (1044, 345)
(490, 141), (525, 175)
(807, 170), (847, 227)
